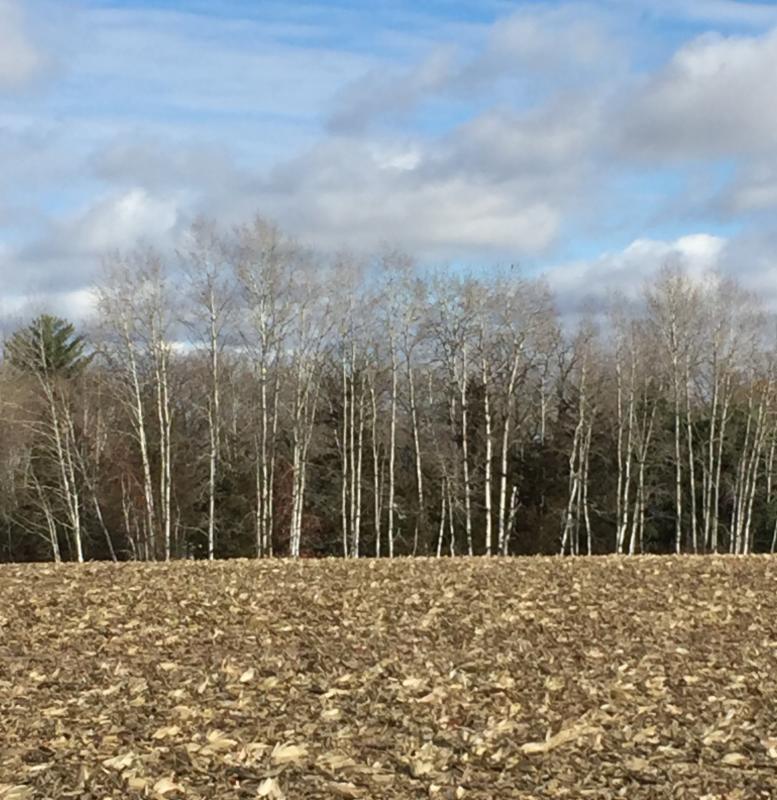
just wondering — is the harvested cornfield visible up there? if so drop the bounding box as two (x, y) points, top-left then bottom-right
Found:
(2, 557), (777, 799)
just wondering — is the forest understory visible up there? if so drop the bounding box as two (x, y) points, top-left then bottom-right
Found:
(2, 556), (777, 799)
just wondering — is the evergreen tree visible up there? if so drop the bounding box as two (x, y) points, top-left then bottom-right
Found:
(5, 314), (91, 377)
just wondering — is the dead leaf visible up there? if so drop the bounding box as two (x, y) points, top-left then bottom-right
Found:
(521, 722), (600, 755)
(271, 742), (308, 765)
(721, 752), (749, 766)
(202, 729), (238, 754)
(317, 752), (356, 772)
(102, 753), (135, 771)
(410, 759), (434, 777)
(0, 787), (33, 800)
(153, 776), (182, 795)
(624, 756), (651, 772)
(257, 777), (285, 799)
(326, 782), (362, 798)
(152, 725), (181, 739)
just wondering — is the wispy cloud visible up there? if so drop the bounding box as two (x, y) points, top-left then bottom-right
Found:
(3, 0), (777, 316)
(0, 0), (45, 88)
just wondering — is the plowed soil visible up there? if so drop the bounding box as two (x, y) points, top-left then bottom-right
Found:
(2, 556), (777, 799)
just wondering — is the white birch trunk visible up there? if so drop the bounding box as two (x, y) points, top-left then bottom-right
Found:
(460, 345), (473, 556)
(482, 355), (494, 556)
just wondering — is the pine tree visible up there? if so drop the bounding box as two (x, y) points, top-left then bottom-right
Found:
(5, 314), (91, 377)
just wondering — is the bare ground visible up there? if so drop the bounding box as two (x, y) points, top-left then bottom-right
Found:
(2, 556), (777, 799)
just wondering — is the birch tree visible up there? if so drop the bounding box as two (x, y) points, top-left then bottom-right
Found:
(285, 254), (334, 557)
(180, 220), (234, 560)
(646, 267), (702, 554)
(96, 251), (176, 559)
(428, 273), (479, 555)
(234, 218), (294, 558)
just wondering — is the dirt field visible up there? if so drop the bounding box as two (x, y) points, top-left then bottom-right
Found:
(2, 557), (777, 799)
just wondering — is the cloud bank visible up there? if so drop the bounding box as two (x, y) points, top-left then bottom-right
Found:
(3, 1), (777, 317)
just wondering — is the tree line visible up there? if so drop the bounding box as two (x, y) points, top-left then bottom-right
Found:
(2, 217), (776, 562)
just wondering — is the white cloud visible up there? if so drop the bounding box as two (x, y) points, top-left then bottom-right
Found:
(6, 0), (777, 323)
(0, 287), (97, 326)
(715, 228), (777, 301)
(258, 130), (569, 257)
(0, 0), (43, 89)
(0, 189), (182, 312)
(253, 80), (605, 258)
(328, 48), (457, 133)
(721, 161), (777, 212)
(328, 5), (619, 133)
(622, 27), (777, 158)
(547, 234), (727, 312)
(482, 5), (619, 77)
(70, 188), (181, 253)
(0, 3), (617, 279)
(79, 110), (590, 260)
(432, 98), (600, 180)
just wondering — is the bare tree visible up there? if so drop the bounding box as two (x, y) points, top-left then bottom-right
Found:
(646, 267), (702, 554)
(96, 250), (176, 559)
(180, 220), (234, 560)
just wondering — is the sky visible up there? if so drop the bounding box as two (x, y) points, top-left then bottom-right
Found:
(3, 0), (777, 318)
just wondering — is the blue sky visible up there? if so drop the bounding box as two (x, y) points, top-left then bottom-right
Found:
(3, 0), (777, 315)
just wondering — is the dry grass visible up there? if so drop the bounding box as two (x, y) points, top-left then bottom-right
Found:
(2, 556), (777, 798)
